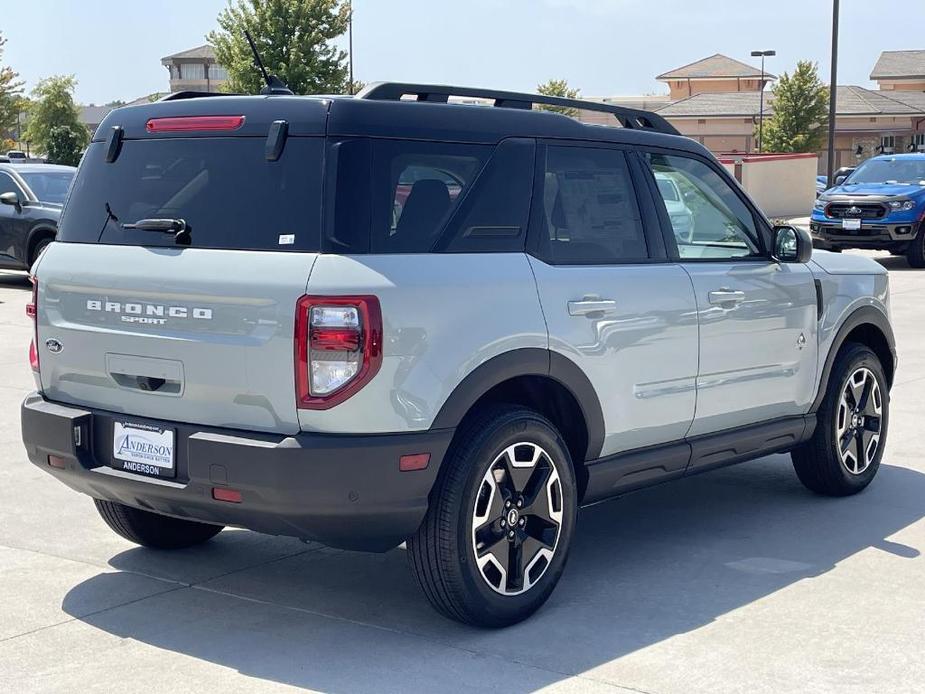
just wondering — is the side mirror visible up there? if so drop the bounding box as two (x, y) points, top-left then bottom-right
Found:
(834, 175), (846, 185)
(773, 225), (812, 263)
(0, 191), (21, 211)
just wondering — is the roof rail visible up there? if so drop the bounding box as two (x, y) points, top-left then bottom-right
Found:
(159, 91), (241, 102)
(356, 82), (680, 135)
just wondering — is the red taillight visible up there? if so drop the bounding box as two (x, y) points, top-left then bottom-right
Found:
(145, 115), (245, 133)
(295, 295), (382, 410)
(27, 276), (38, 372)
(309, 326), (362, 352)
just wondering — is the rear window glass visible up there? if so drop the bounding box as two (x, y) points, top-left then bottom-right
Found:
(58, 137), (323, 251)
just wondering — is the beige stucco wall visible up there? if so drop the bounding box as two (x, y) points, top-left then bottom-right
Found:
(877, 79), (925, 91)
(721, 155), (817, 218)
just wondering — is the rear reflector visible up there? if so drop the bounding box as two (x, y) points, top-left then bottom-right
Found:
(48, 455), (67, 469)
(399, 453), (431, 472)
(212, 487), (242, 503)
(27, 276), (38, 373)
(146, 115), (245, 133)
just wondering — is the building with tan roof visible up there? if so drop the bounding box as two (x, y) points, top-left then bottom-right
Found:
(579, 52), (925, 173)
(871, 50), (925, 91)
(656, 53), (775, 100)
(161, 45), (229, 94)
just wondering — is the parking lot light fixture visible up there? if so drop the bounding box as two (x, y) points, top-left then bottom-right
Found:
(751, 50), (776, 153)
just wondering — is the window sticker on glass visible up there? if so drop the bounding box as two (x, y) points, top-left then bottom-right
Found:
(278, 234), (295, 245)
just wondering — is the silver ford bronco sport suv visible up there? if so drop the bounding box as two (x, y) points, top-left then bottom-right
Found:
(21, 83), (896, 627)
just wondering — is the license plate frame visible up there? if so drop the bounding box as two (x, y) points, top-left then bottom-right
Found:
(111, 421), (176, 479)
(842, 218), (862, 231)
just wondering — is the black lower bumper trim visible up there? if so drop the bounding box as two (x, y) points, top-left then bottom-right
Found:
(21, 392), (454, 551)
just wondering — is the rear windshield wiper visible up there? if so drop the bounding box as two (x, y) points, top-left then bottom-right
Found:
(95, 202), (121, 243)
(122, 218), (191, 245)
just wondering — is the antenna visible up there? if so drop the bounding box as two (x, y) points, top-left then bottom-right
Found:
(243, 30), (294, 96)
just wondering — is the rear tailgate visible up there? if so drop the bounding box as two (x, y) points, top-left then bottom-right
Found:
(37, 103), (327, 434)
(37, 245), (316, 433)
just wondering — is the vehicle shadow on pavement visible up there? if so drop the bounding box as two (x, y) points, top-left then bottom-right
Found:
(0, 271), (30, 289)
(61, 455), (925, 691)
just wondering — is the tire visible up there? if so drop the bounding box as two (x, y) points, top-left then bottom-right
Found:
(29, 236), (54, 267)
(791, 343), (889, 496)
(408, 405), (577, 627)
(94, 499), (224, 549)
(905, 227), (925, 268)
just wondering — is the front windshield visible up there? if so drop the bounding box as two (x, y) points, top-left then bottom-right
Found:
(845, 158), (925, 185)
(20, 171), (75, 204)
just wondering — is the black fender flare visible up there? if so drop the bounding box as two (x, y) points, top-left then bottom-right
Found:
(811, 305), (896, 412)
(430, 348), (606, 461)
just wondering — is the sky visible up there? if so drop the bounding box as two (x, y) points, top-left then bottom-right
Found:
(3, 0), (923, 106)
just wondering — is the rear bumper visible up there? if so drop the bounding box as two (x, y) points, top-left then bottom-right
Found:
(21, 392), (453, 551)
(809, 219), (921, 250)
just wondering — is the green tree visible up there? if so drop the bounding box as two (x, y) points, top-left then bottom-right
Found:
(536, 78), (580, 117)
(208, 0), (350, 96)
(0, 32), (25, 137)
(758, 60), (829, 153)
(24, 75), (89, 156)
(46, 125), (85, 166)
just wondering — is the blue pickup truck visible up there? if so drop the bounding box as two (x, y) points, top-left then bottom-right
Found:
(811, 153), (925, 266)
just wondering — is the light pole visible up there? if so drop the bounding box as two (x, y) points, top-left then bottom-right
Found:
(826, 0), (840, 187)
(751, 49), (776, 153)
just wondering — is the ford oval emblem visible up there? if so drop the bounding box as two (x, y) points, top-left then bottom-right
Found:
(45, 338), (63, 354)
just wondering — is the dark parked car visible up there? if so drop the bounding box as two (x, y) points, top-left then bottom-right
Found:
(0, 163), (75, 271)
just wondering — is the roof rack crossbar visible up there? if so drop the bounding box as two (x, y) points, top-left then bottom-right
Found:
(356, 82), (679, 135)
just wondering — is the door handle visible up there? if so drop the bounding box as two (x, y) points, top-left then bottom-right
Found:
(708, 289), (746, 306)
(568, 298), (618, 316)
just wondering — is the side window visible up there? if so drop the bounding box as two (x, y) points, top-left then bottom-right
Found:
(645, 153), (762, 260)
(327, 139), (532, 254)
(535, 146), (648, 264)
(437, 138), (534, 253)
(370, 140), (487, 253)
(0, 173), (21, 197)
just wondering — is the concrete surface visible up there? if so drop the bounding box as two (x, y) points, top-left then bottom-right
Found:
(1, 253), (924, 693)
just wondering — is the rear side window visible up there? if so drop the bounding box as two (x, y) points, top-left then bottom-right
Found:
(371, 140), (486, 253)
(326, 138), (534, 254)
(58, 137), (323, 251)
(533, 145), (648, 264)
(436, 138), (534, 253)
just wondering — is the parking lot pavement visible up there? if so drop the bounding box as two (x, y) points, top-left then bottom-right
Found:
(1, 254), (924, 693)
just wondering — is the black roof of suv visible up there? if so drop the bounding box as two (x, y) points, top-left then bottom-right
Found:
(94, 82), (704, 154)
